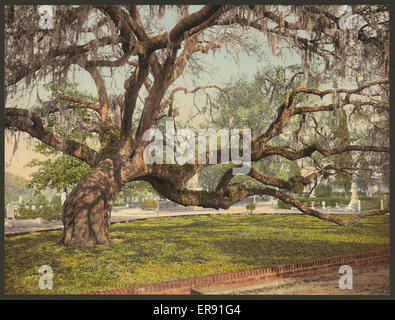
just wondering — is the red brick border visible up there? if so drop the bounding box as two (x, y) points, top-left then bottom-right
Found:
(83, 248), (389, 295)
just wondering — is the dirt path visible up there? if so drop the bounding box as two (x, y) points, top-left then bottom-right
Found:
(194, 265), (389, 295)
(230, 265), (389, 295)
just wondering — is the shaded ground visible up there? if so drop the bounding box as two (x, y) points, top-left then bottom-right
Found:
(228, 265), (389, 295)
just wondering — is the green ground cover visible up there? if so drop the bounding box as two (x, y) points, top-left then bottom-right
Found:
(5, 214), (389, 295)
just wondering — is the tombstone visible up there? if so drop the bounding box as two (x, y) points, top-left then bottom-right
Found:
(347, 181), (359, 212)
(311, 201), (314, 209)
(7, 203), (15, 220)
(322, 201), (326, 210)
(380, 199), (384, 210)
(31, 205), (36, 210)
(358, 200), (361, 212)
(35, 218), (43, 224)
(61, 191), (67, 206)
(18, 195), (23, 205)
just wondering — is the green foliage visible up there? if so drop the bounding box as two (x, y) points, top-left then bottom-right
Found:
(198, 163), (232, 191)
(315, 184), (333, 198)
(212, 64), (309, 138)
(26, 81), (94, 192)
(97, 124), (121, 161)
(26, 155), (90, 193)
(141, 198), (158, 211)
(204, 65), (318, 193)
(288, 161), (304, 194)
(51, 195), (62, 206)
(15, 205), (61, 221)
(246, 203), (256, 213)
(277, 194), (387, 211)
(5, 172), (30, 204)
(5, 214), (389, 294)
(34, 81), (98, 151)
(120, 181), (156, 203)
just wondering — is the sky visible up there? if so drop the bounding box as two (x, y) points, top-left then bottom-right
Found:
(4, 5), (302, 180)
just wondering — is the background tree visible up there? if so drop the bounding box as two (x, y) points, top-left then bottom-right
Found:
(5, 5), (390, 246)
(332, 108), (353, 193)
(119, 181), (156, 204)
(4, 172), (29, 205)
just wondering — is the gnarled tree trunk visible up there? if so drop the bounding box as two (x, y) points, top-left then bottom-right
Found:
(59, 159), (123, 246)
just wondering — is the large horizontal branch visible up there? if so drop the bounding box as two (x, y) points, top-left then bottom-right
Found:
(293, 99), (388, 115)
(140, 141), (388, 196)
(169, 5), (224, 44)
(100, 5), (226, 58)
(48, 95), (102, 113)
(216, 16), (322, 56)
(246, 186), (389, 226)
(5, 108), (98, 166)
(253, 143), (390, 162)
(248, 165), (371, 191)
(6, 36), (121, 87)
(143, 174), (389, 226)
(216, 163), (372, 195)
(288, 80), (389, 106)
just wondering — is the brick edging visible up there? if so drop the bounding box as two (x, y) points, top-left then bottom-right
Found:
(82, 248), (390, 295)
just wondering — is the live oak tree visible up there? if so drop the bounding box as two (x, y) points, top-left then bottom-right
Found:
(5, 5), (390, 246)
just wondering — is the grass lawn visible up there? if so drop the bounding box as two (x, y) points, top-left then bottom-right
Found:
(4, 214), (389, 295)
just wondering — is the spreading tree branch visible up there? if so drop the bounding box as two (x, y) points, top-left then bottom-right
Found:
(5, 108), (99, 166)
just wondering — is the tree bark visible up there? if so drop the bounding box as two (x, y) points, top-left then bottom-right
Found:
(59, 159), (123, 246)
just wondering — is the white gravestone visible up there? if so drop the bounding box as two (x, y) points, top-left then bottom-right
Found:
(61, 192), (67, 205)
(381, 199), (384, 210)
(347, 181), (359, 212)
(322, 201), (326, 210)
(7, 203), (15, 220)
